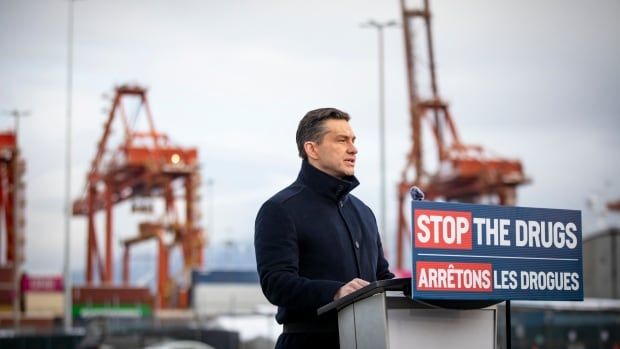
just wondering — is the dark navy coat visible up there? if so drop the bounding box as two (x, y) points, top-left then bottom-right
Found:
(254, 160), (393, 328)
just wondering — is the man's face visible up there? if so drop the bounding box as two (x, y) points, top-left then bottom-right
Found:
(307, 119), (358, 178)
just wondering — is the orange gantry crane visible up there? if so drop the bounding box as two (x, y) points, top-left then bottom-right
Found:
(0, 131), (25, 270)
(0, 130), (25, 315)
(73, 85), (204, 308)
(395, 0), (529, 269)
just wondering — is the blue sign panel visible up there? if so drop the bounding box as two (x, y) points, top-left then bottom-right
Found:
(410, 201), (583, 301)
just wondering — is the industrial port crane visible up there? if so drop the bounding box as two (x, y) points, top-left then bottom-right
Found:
(0, 130), (25, 315)
(0, 131), (25, 269)
(608, 200), (620, 212)
(395, 0), (529, 269)
(73, 85), (204, 308)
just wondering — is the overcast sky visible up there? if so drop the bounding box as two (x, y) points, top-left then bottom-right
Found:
(1, 0), (619, 275)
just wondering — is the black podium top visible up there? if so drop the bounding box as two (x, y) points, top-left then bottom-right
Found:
(317, 278), (409, 315)
(317, 278), (500, 315)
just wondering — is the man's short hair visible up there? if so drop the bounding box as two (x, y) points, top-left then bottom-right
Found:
(296, 108), (351, 159)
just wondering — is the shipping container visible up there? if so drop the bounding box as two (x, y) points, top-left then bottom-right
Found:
(24, 291), (64, 316)
(21, 274), (63, 292)
(73, 286), (154, 305)
(191, 270), (273, 317)
(0, 288), (13, 305)
(0, 266), (13, 283)
(0, 313), (56, 332)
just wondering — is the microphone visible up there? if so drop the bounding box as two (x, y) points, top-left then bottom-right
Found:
(410, 186), (425, 201)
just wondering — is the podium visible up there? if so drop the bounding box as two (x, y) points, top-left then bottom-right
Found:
(318, 278), (499, 349)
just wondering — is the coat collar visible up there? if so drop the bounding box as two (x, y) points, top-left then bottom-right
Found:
(297, 160), (359, 202)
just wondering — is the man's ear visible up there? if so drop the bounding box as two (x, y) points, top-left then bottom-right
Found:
(304, 141), (319, 160)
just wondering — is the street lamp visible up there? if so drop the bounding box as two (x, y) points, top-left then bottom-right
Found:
(63, 0), (82, 332)
(206, 178), (215, 237)
(361, 19), (398, 257)
(0, 109), (29, 331)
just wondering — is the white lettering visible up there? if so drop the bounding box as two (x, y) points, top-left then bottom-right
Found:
(416, 215), (431, 243)
(519, 271), (581, 291)
(565, 223), (578, 249)
(474, 217), (485, 245)
(515, 220), (527, 247)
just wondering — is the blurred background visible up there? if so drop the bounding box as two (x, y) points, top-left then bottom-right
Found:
(0, 0), (619, 348)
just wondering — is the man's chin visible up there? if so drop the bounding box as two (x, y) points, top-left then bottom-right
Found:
(342, 169), (355, 177)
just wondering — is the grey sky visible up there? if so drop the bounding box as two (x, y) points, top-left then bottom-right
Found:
(1, 0), (619, 275)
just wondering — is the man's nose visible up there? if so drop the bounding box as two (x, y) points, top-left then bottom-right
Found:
(348, 142), (358, 154)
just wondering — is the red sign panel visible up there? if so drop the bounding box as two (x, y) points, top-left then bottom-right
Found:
(414, 209), (473, 250)
(416, 261), (492, 292)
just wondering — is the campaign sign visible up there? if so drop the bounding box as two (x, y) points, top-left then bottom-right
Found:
(411, 201), (583, 301)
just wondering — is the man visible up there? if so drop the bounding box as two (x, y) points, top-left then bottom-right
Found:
(254, 107), (394, 349)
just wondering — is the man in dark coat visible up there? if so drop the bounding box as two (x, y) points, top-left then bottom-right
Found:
(254, 107), (394, 349)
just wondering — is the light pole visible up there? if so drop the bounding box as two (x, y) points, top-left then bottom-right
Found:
(206, 178), (214, 237)
(1, 109), (29, 332)
(63, 0), (80, 332)
(361, 20), (398, 257)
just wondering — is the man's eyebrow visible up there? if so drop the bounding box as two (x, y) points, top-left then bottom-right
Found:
(335, 134), (354, 140)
